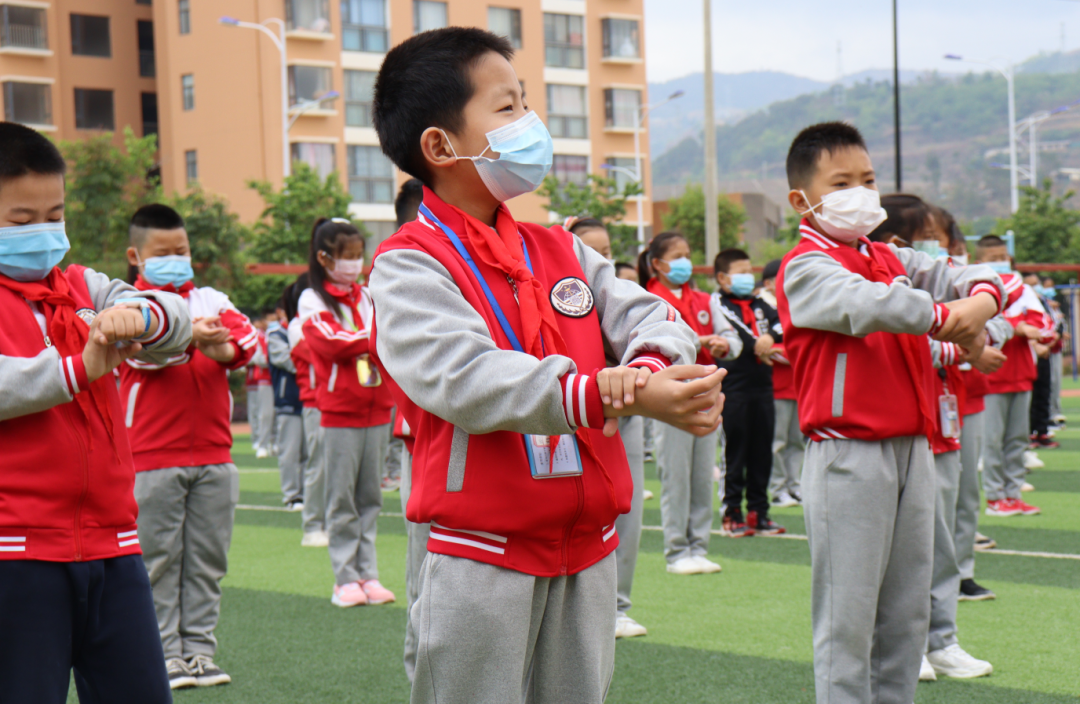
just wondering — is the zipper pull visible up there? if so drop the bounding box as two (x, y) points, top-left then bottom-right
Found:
(506, 275), (519, 304)
(44, 334), (52, 347)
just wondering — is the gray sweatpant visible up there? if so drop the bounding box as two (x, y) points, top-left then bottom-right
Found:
(929, 451), (961, 653)
(325, 424), (389, 584)
(956, 411), (983, 581)
(771, 398), (804, 498)
(615, 415), (644, 615)
(656, 423), (717, 564)
(134, 463), (239, 660)
(249, 384), (276, 451)
(642, 417), (657, 455)
(982, 391), (1031, 502)
(1049, 351), (1063, 420)
(301, 407), (327, 534)
(410, 552), (616, 704)
(246, 387), (261, 446)
(276, 413), (306, 505)
(400, 446), (431, 683)
(803, 436), (933, 704)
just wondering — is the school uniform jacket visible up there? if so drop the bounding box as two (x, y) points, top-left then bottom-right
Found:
(0, 266), (190, 562)
(299, 283), (394, 428)
(776, 220), (1005, 443)
(119, 283), (257, 472)
(268, 321), (301, 415)
(987, 276), (1056, 395)
(710, 291), (782, 396)
(287, 316), (319, 409)
(368, 188), (696, 578)
(246, 330), (272, 387)
(645, 279), (716, 366)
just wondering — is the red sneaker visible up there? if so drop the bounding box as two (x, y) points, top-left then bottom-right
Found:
(1014, 499), (1041, 516)
(747, 511), (786, 536)
(1033, 435), (1060, 449)
(720, 515), (755, 537)
(985, 499), (1021, 517)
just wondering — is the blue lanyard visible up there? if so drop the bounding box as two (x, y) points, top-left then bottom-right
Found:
(419, 203), (532, 354)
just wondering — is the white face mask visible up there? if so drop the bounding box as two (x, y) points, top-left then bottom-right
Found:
(328, 257), (364, 285)
(950, 254), (968, 266)
(801, 186), (888, 243)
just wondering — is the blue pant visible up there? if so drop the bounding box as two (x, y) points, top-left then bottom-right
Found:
(0, 555), (171, 704)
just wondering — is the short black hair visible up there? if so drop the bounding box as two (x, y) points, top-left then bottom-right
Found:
(374, 27), (515, 182)
(977, 234), (1006, 249)
(761, 259), (782, 282)
(395, 178), (425, 227)
(130, 203), (186, 252)
(0, 122), (66, 190)
(568, 218), (606, 236)
(868, 194), (930, 244)
(614, 262), (636, 278)
(714, 248), (750, 275)
(786, 121), (868, 189)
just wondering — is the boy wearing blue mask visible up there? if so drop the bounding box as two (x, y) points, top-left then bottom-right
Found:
(119, 204), (258, 689)
(713, 248), (785, 537)
(368, 28), (726, 703)
(0, 122), (191, 702)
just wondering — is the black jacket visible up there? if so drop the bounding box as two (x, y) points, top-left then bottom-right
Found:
(710, 291), (782, 395)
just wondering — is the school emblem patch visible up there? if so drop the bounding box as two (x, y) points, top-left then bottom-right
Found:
(697, 310), (710, 325)
(550, 277), (594, 318)
(75, 308), (97, 326)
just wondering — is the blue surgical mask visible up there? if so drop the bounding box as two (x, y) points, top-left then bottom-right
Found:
(441, 111), (554, 202)
(142, 254), (194, 288)
(729, 273), (756, 297)
(985, 261), (1012, 275)
(0, 221), (70, 282)
(912, 240), (941, 259)
(663, 257), (693, 286)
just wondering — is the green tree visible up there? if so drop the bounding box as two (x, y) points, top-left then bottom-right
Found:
(659, 184), (747, 263)
(538, 173), (642, 261)
(996, 179), (1080, 278)
(167, 187), (250, 295)
(60, 128), (161, 278)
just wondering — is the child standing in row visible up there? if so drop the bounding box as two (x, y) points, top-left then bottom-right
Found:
(270, 284), (307, 511)
(247, 315), (276, 458)
(299, 218), (396, 607)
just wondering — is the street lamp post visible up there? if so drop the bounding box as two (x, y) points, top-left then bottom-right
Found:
(946, 54), (1018, 212)
(221, 16), (290, 178)
(287, 91), (340, 130)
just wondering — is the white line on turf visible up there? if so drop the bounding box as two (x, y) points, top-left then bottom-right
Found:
(234, 505), (1080, 561)
(237, 469), (280, 474)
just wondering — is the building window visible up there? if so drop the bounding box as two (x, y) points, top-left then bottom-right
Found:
(546, 84), (587, 139)
(1, 5), (48, 50)
(185, 149), (197, 184)
(137, 20), (155, 77)
(2, 81), (51, 125)
(178, 0), (190, 34)
(551, 154), (588, 187)
(342, 0), (387, 53)
(136, 0), (151, 5)
(413, 1), (446, 34)
(543, 13), (583, 69)
(287, 0), (331, 32)
(348, 145), (394, 203)
(141, 92), (158, 137)
(289, 65), (331, 106)
(604, 88), (640, 129)
(604, 156), (637, 192)
(344, 69), (376, 127)
(74, 88), (115, 130)
(601, 18), (639, 59)
(70, 14), (111, 57)
(181, 74), (194, 110)
(292, 143), (336, 179)
(488, 7), (521, 49)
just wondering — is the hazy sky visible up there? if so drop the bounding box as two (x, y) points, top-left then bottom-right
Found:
(645, 0), (1080, 83)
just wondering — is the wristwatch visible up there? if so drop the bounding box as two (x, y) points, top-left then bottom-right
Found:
(113, 298), (153, 339)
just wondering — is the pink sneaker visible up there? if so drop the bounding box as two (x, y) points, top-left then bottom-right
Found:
(331, 581), (368, 608)
(361, 579), (396, 605)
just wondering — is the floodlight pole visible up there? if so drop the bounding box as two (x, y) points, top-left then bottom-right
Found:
(703, 0), (719, 265)
(892, 0), (902, 192)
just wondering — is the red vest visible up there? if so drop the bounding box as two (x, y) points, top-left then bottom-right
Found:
(371, 194), (631, 578)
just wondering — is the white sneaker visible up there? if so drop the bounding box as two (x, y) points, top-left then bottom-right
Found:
(1021, 481), (1035, 492)
(614, 614), (648, 638)
(919, 655), (937, 681)
(642, 489), (655, 501)
(666, 556), (705, 575)
(926, 644), (993, 679)
(712, 466), (722, 482)
(1023, 451), (1045, 470)
(692, 555), (722, 573)
(771, 491), (799, 509)
(301, 530), (330, 547)
(255, 447), (270, 459)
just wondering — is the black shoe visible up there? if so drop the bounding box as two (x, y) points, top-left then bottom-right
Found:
(958, 578), (996, 602)
(748, 511), (786, 536)
(167, 658), (197, 689)
(188, 654), (231, 687)
(644, 450), (655, 463)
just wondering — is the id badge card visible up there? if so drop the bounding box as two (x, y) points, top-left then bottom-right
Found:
(525, 434), (584, 479)
(939, 393), (961, 439)
(356, 354), (382, 387)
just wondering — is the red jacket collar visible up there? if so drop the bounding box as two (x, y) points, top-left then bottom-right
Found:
(134, 275), (195, 297)
(323, 280), (361, 302)
(419, 185), (516, 236)
(798, 218), (871, 251)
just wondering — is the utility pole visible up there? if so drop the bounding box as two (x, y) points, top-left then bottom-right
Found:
(703, 0), (719, 265)
(892, 0), (902, 192)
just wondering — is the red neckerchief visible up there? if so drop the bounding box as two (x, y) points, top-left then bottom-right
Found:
(646, 279), (698, 331)
(0, 267), (116, 449)
(729, 297), (758, 333)
(134, 275), (196, 298)
(322, 280), (363, 326)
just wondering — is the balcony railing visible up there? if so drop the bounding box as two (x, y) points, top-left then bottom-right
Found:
(1, 23), (47, 50)
(139, 50), (155, 77)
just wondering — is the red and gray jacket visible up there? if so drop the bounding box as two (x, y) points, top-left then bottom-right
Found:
(368, 189), (696, 578)
(0, 265), (190, 562)
(287, 316), (319, 409)
(777, 221), (1004, 443)
(987, 275), (1056, 395)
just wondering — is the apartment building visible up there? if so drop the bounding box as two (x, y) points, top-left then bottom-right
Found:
(0, 0), (652, 244)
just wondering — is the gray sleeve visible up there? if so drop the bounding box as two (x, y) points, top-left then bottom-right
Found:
(83, 268), (192, 366)
(573, 237), (697, 366)
(986, 314), (1014, 349)
(268, 332), (296, 373)
(370, 249), (577, 436)
(708, 295), (743, 360)
(783, 251), (935, 337)
(890, 247), (1006, 304)
(0, 347), (74, 421)
(251, 344), (268, 368)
